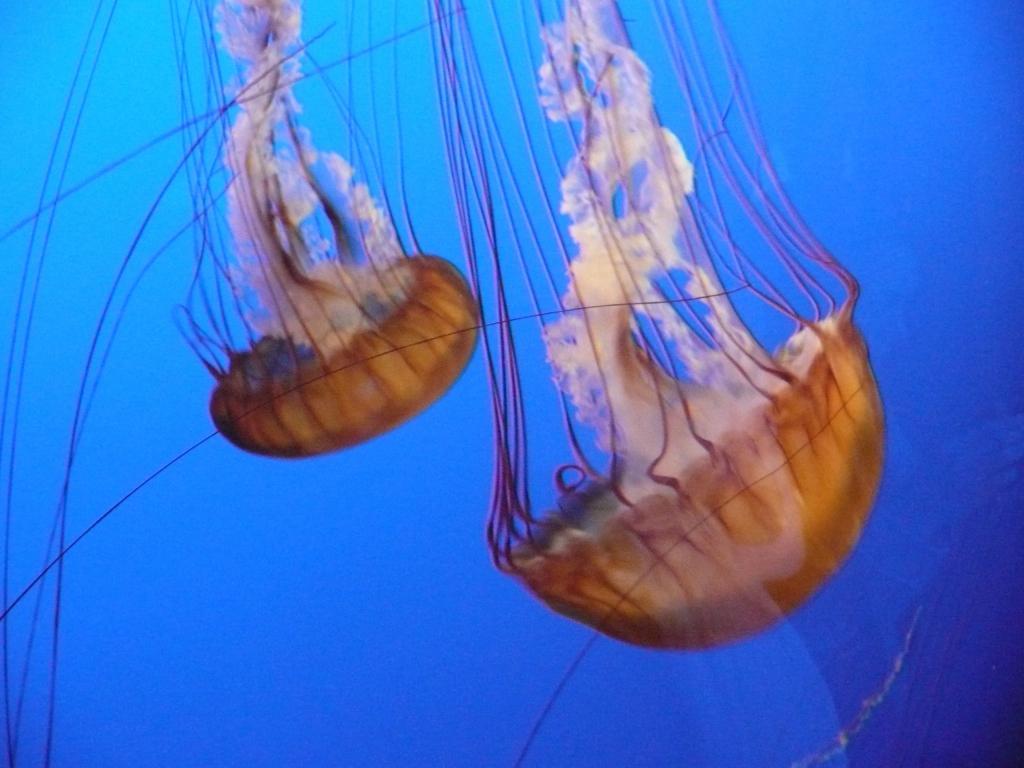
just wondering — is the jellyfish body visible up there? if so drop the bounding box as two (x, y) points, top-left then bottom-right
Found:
(202, 0), (477, 457)
(439, 0), (885, 649)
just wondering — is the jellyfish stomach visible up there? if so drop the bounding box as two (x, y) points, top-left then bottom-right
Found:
(511, 312), (884, 649)
(210, 255), (478, 457)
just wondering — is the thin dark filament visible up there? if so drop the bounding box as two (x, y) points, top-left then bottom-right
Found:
(390, 1), (420, 255)
(663, 1), (839, 317)
(705, 1), (854, 297)
(487, 0), (572, 301)
(430, 0), (526, 544)
(0, 0), (109, 756)
(436, 39), (528, 544)
(444, 2), (536, 540)
(0, 1), (121, 763)
(175, 0), (237, 355)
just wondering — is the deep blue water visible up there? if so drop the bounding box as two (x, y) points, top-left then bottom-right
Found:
(0, 2), (1021, 766)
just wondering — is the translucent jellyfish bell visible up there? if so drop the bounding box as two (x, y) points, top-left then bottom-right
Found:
(197, 0), (477, 457)
(438, 0), (884, 649)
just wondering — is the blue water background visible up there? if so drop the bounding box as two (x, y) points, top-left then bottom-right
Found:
(0, 2), (1021, 766)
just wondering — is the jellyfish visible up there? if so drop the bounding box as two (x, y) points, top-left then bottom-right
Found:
(0, 2), (488, 763)
(196, 0), (478, 457)
(434, 0), (884, 650)
(6, 0), (1021, 765)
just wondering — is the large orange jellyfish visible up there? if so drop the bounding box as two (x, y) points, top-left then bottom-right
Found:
(193, 0), (478, 457)
(435, 0), (884, 649)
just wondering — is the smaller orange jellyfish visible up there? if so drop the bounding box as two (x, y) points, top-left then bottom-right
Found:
(441, 0), (884, 649)
(194, 0), (477, 458)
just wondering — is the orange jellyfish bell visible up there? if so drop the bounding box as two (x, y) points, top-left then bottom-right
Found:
(199, 0), (477, 458)
(439, 0), (884, 649)
(507, 307), (883, 649)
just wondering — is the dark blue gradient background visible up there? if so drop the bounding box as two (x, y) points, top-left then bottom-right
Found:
(0, 2), (1021, 766)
